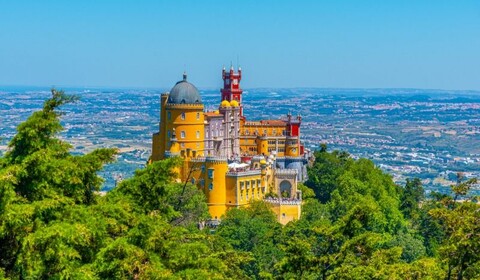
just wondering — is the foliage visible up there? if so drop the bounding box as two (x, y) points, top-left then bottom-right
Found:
(428, 177), (480, 280)
(1, 93), (480, 279)
(0, 90), (241, 279)
(112, 158), (209, 227)
(400, 178), (425, 220)
(216, 201), (283, 278)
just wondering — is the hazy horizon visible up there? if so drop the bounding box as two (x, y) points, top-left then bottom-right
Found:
(2, 84), (480, 94)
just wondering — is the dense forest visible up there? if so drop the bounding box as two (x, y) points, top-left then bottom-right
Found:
(1, 90), (479, 279)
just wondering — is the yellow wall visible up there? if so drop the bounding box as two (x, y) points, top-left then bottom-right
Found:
(241, 125), (286, 137)
(151, 94), (169, 161)
(285, 137), (300, 157)
(257, 137), (269, 155)
(239, 122), (300, 157)
(203, 160), (228, 219)
(151, 92), (304, 225)
(151, 133), (161, 161)
(165, 104), (204, 157)
(225, 176), (238, 206)
(269, 203), (301, 225)
(233, 175), (265, 205)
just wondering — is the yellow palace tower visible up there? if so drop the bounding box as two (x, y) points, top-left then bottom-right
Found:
(151, 68), (311, 225)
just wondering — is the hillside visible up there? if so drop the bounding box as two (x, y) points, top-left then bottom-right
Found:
(1, 90), (479, 279)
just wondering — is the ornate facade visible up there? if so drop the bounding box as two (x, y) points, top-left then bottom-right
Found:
(151, 67), (310, 224)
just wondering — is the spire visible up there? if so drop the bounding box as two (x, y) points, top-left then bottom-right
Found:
(183, 71), (187, 81)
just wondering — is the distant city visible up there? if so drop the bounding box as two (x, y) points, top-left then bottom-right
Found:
(1, 86), (479, 194)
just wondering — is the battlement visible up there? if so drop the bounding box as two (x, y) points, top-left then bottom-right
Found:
(226, 169), (262, 177)
(264, 198), (302, 205)
(190, 157), (206, 163)
(151, 67), (306, 224)
(275, 169), (298, 175)
(164, 151), (180, 158)
(165, 103), (204, 109)
(244, 121), (286, 127)
(205, 156), (228, 163)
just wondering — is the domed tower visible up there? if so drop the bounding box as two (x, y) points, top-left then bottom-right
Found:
(152, 73), (204, 161)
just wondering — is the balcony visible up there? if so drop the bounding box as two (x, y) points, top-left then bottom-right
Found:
(226, 169), (261, 177)
(263, 198), (302, 205)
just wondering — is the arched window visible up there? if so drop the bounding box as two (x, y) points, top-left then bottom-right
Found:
(167, 111), (171, 120)
(196, 112), (200, 120)
(196, 131), (200, 139)
(181, 112), (186, 120)
(181, 131), (186, 138)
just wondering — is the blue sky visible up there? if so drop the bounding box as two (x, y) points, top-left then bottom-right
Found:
(0, 0), (479, 90)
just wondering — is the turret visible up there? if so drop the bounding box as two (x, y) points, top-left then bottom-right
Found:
(221, 65), (244, 116)
(151, 73), (205, 163)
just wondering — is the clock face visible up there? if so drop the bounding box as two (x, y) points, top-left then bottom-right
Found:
(291, 148), (297, 153)
(233, 79), (238, 85)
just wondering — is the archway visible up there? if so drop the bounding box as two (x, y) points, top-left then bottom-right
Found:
(279, 180), (292, 198)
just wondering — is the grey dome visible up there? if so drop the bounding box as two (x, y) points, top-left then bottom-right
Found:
(167, 74), (202, 104)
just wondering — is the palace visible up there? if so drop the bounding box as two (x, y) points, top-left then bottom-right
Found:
(151, 66), (310, 224)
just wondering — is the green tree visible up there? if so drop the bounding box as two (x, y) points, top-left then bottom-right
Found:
(0, 89), (246, 279)
(400, 178), (425, 220)
(0, 89), (116, 277)
(112, 158), (209, 227)
(304, 146), (351, 203)
(216, 201), (283, 279)
(429, 177), (480, 280)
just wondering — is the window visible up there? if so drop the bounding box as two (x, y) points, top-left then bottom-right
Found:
(209, 183), (213, 191)
(180, 131), (186, 138)
(181, 143), (185, 148)
(167, 111), (171, 120)
(208, 169), (214, 179)
(191, 178), (196, 184)
(167, 130), (171, 139)
(196, 131), (200, 139)
(181, 112), (186, 120)
(240, 181), (244, 190)
(196, 112), (200, 120)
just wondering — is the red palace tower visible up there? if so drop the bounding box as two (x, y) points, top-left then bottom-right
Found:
(221, 65), (244, 116)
